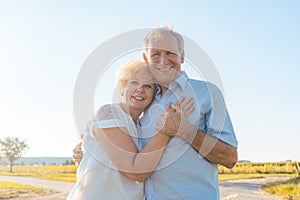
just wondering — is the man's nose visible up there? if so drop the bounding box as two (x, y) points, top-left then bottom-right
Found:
(159, 54), (170, 65)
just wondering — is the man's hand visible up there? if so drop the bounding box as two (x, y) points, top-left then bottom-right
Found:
(72, 143), (83, 165)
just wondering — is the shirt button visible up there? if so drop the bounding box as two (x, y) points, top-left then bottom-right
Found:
(149, 195), (153, 199)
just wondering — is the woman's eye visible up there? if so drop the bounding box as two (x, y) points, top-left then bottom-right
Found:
(144, 84), (152, 89)
(129, 80), (138, 85)
(143, 84), (153, 89)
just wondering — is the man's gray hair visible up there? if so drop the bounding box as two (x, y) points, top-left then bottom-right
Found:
(143, 26), (185, 53)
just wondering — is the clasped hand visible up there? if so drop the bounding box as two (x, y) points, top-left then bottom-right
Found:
(155, 96), (194, 137)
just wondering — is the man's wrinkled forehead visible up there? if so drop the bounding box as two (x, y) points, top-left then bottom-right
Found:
(147, 34), (180, 54)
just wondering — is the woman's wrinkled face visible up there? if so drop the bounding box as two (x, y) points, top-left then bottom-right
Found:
(123, 69), (155, 112)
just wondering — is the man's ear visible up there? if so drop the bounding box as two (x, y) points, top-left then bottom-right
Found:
(143, 52), (149, 63)
(180, 50), (185, 63)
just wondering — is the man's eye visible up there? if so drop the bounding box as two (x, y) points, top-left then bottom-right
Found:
(166, 51), (177, 56)
(151, 53), (160, 57)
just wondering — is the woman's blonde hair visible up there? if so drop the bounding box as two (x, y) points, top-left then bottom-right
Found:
(116, 60), (155, 94)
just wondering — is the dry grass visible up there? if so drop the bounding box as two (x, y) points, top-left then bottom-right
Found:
(0, 180), (55, 199)
(261, 176), (300, 200)
(219, 162), (299, 175)
(219, 173), (296, 182)
(0, 165), (77, 182)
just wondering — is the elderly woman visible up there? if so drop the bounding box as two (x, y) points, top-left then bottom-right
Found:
(67, 60), (193, 200)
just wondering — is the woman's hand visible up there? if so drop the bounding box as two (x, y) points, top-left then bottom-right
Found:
(155, 96), (195, 137)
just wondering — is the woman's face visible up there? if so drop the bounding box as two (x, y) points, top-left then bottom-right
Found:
(123, 70), (155, 112)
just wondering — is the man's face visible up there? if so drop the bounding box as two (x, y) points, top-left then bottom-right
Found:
(143, 33), (184, 85)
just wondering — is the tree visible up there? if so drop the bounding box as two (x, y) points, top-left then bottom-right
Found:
(0, 137), (29, 173)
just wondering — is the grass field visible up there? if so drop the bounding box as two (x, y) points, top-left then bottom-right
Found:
(0, 165), (75, 199)
(219, 161), (299, 175)
(0, 180), (54, 199)
(262, 176), (300, 200)
(0, 165), (77, 182)
(0, 162), (299, 199)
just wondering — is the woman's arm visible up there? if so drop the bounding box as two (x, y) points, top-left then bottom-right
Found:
(94, 97), (194, 182)
(93, 127), (169, 182)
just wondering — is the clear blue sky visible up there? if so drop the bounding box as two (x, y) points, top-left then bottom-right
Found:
(0, 0), (299, 162)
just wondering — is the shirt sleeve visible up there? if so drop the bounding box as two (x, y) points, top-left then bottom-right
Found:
(205, 83), (238, 148)
(82, 104), (129, 168)
(88, 104), (127, 138)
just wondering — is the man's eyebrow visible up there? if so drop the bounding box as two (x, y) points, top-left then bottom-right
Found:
(150, 51), (160, 55)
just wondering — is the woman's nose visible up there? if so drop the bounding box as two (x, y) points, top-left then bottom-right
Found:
(135, 86), (144, 92)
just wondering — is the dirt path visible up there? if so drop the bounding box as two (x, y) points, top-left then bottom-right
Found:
(0, 175), (74, 200)
(219, 176), (290, 200)
(0, 175), (290, 199)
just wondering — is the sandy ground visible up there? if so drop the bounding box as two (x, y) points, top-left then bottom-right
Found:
(0, 175), (290, 199)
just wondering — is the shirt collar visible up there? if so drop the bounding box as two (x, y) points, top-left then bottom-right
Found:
(155, 71), (189, 96)
(169, 71), (188, 91)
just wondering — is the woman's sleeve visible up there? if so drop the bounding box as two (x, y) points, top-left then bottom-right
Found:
(89, 104), (127, 138)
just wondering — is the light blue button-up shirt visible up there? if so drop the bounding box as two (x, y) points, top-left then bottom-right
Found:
(140, 71), (238, 200)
